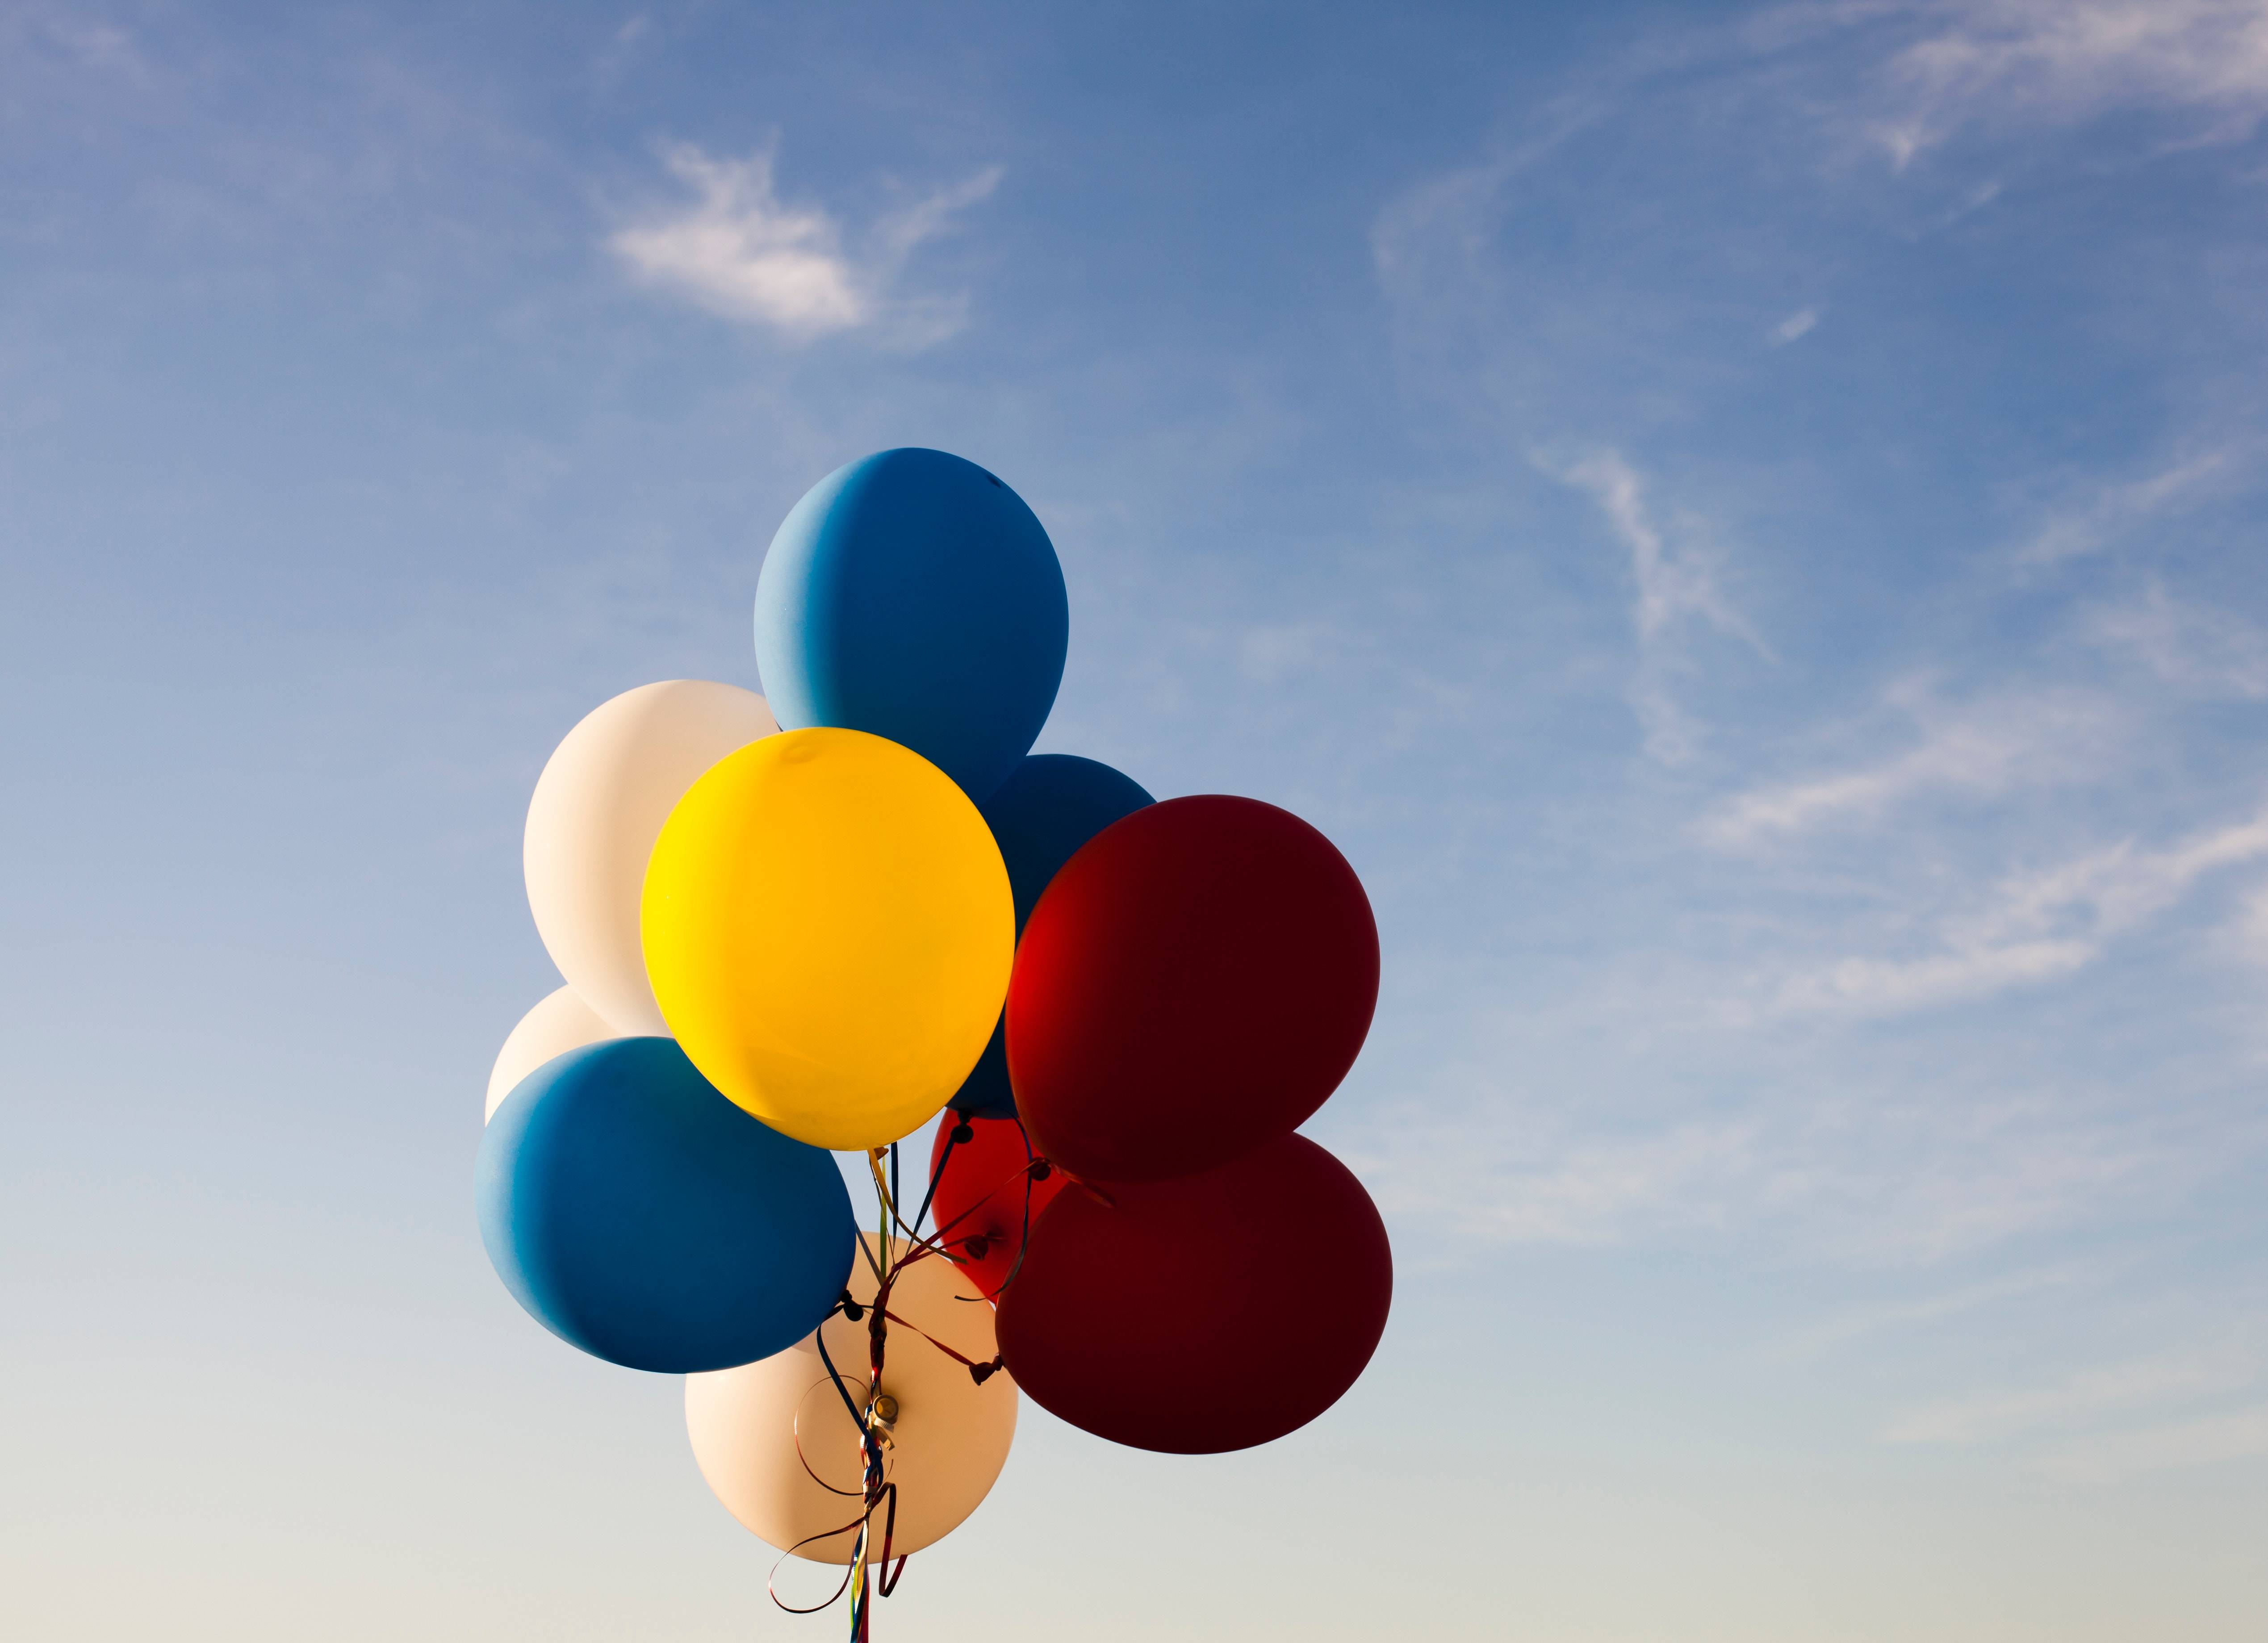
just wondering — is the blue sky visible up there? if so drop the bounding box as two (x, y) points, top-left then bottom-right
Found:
(6, 2), (2268, 1638)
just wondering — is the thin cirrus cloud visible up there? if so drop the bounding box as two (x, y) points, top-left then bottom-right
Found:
(1866, 0), (2268, 168)
(2012, 441), (2263, 569)
(2090, 582), (2268, 699)
(1883, 1348), (2258, 1445)
(2035, 1400), (2268, 1482)
(1541, 448), (1771, 766)
(1352, 2), (2268, 1289)
(608, 144), (1002, 344)
(1702, 686), (2126, 848)
(1771, 803), (2268, 1016)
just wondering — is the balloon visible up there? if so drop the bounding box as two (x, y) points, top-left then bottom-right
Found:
(1007, 795), (1379, 1182)
(995, 1134), (1390, 1455)
(524, 681), (778, 1035)
(754, 449), (1068, 803)
(949, 754), (1154, 1116)
(686, 1237), (1017, 1563)
(925, 1115), (1067, 1300)
(477, 1038), (855, 1373)
(641, 727), (1014, 1151)
(484, 985), (615, 1122)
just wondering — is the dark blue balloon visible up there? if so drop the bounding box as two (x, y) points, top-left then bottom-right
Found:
(950, 754), (1154, 1115)
(476, 1038), (855, 1373)
(754, 448), (1069, 802)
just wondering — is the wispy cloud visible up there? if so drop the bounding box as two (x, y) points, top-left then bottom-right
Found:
(1869, 0), (2268, 168)
(2036, 1400), (2268, 1481)
(1705, 685), (2124, 847)
(1774, 804), (2268, 1015)
(1884, 1349), (2257, 1444)
(1346, 1108), (1762, 1246)
(1769, 306), (1820, 345)
(1544, 449), (1770, 764)
(2013, 442), (2262, 567)
(609, 145), (1000, 343)
(1772, 1261), (2111, 1359)
(2090, 581), (2268, 698)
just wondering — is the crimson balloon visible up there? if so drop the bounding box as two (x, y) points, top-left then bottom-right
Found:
(994, 1133), (1391, 1454)
(1007, 794), (1378, 1182)
(925, 1114), (1067, 1300)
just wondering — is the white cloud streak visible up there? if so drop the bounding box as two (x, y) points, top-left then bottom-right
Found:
(1769, 306), (1820, 344)
(609, 145), (1001, 343)
(1545, 449), (1770, 765)
(1884, 1350), (2257, 1443)
(2036, 1401), (2268, 1481)
(2015, 442), (2261, 567)
(1870, 0), (2268, 168)
(1772, 1262), (2111, 1359)
(1774, 804), (2268, 1015)
(2091, 582), (2268, 698)
(1705, 686), (2124, 847)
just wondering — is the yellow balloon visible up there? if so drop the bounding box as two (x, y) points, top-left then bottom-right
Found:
(641, 727), (1013, 1150)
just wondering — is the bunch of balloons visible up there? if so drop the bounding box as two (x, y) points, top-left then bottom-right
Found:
(475, 449), (1390, 1636)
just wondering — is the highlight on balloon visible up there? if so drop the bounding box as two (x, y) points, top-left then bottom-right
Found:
(473, 447), (1389, 1639)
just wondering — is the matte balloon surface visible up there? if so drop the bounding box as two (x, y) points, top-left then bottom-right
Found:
(1007, 795), (1379, 1180)
(753, 449), (1068, 802)
(641, 727), (1014, 1151)
(524, 681), (778, 1034)
(477, 1038), (855, 1373)
(484, 985), (615, 1121)
(994, 1134), (1391, 1454)
(950, 753), (1153, 1116)
(925, 1115), (1067, 1300)
(686, 1237), (1017, 1563)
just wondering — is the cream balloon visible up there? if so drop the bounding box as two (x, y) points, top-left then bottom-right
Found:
(685, 1237), (1017, 1563)
(523, 681), (778, 1034)
(483, 985), (617, 1122)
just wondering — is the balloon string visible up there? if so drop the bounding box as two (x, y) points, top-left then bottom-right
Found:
(910, 1120), (960, 1237)
(773, 1148), (969, 1638)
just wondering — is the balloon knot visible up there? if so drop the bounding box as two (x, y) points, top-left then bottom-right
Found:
(1029, 1159), (1053, 1182)
(963, 1235), (989, 1261)
(950, 1121), (974, 1145)
(839, 1289), (864, 1323)
(970, 1356), (1004, 1386)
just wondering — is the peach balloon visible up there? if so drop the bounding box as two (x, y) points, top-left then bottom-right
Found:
(523, 680), (778, 1035)
(684, 1236), (1016, 1563)
(483, 985), (617, 1122)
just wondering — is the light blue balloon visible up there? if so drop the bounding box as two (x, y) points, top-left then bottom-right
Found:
(754, 448), (1069, 801)
(949, 753), (1154, 1116)
(476, 1037), (855, 1374)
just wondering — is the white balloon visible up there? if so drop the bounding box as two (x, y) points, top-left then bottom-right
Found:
(483, 985), (617, 1122)
(523, 681), (778, 1035)
(685, 1237), (1017, 1564)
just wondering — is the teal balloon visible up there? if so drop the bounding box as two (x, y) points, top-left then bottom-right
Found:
(477, 1037), (855, 1373)
(754, 448), (1069, 802)
(950, 754), (1154, 1116)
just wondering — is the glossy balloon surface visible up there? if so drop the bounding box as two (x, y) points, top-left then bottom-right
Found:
(995, 1134), (1390, 1454)
(686, 1237), (1017, 1563)
(641, 727), (1014, 1151)
(925, 1115), (1067, 1300)
(523, 681), (778, 1035)
(477, 1038), (855, 1373)
(484, 985), (615, 1122)
(949, 753), (1153, 1116)
(1007, 795), (1378, 1180)
(754, 448), (1067, 803)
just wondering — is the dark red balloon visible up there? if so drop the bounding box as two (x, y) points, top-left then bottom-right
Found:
(994, 1133), (1391, 1455)
(1006, 795), (1378, 1183)
(925, 1115), (1066, 1301)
